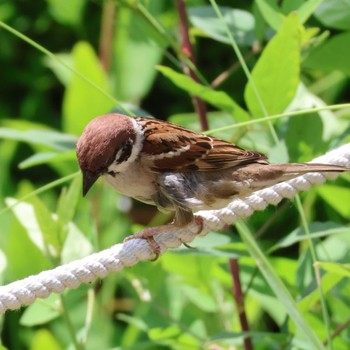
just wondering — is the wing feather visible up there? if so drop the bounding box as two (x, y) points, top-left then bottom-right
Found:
(138, 117), (267, 172)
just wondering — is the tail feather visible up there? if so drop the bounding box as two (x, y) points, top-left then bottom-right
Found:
(233, 162), (349, 193)
(277, 162), (348, 175)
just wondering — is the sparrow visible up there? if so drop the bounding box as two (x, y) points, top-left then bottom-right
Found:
(76, 113), (348, 255)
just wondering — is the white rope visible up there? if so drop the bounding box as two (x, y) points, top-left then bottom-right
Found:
(0, 143), (349, 314)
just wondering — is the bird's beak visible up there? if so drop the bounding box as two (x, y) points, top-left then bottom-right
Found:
(82, 171), (100, 197)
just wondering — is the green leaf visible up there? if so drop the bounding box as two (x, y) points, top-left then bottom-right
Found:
(148, 326), (181, 341)
(61, 222), (93, 264)
(56, 175), (81, 244)
(181, 285), (217, 312)
(297, 0), (325, 24)
(280, 0), (325, 24)
(29, 196), (61, 253)
(272, 222), (350, 251)
(44, 53), (73, 86)
(63, 41), (114, 135)
(317, 261), (350, 277)
(236, 221), (326, 350)
(188, 6), (255, 46)
(244, 13), (301, 117)
(18, 150), (76, 169)
(285, 113), (328, 162)
(169, 111), (237, 140)
(287, 84), (349, 141)
(314, 0), (350, 30)
(303, 32), (350, 76)
(0, 128), (76, 151)
(157, 66), (249, 121)
(47, 0), (85, 27)
(6, 198), (59, 256)
(298, 272), (342, 312)
(60, 176), (82, 225)
(113, 2), (167, 102)
(29, 329), (63, 350)
(255, 0), (284, 31)
(317, 185), (350, 218)
(20, 294), (61, 326)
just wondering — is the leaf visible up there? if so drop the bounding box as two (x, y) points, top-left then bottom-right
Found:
(272, 222), (350, 251)
(298, 272), (342, 312)
(113, 2), (167, 102)
(29, 196), (61, 253)
(29, 329), (63, 350)
(18, 150), (76, 169)
(236, 221), (326, 349)
(317, 261), (350, 277)
(169, 111), (237, 140)
(157, 66), (249, 121)
(181, 285), (217, 312)
(0, 128), (77, 151)
(314, 0), (350, 30)
(63, 41), (114, 135)
(285, 113), (328, 162)
(244, 13), (301, 117)
(188, 6), (255, 46)
(44, 53), (73, 86)
(303, 32), (350, 76)
(56, 175), (81, 244)
(297, 0), (325, 24)
(5, 198), (58, 256)
(266, 139), (289, 163)
(286, 83), (348, 141)
(255, 0), (283, 31)
(317, 185), (350, 218)
(47, 0), (84, 27)
(20, 294), (61, 326)
(60, 222), (93, 264)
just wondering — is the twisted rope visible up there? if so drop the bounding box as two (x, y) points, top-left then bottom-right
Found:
(0, 143), (349, 314)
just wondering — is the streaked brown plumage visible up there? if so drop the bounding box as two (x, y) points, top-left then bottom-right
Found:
(76, 113), (348, 254)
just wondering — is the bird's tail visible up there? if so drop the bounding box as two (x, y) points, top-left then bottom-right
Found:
(275, 162), (348, 176)
(234, 162), (348, 192)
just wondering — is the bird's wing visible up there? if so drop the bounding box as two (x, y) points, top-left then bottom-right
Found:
(138, 118), (267, 172)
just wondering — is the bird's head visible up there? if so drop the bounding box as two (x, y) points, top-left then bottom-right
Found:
(76, 113), (140, 196)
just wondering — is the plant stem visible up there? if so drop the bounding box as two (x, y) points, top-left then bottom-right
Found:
(60, 295), (85, 350)
(175, 0), (208, 131)
(99, 0), (116, 72)
(229, 259), (254, 350)
(211, 50), (256, 88)
(323, 317), (350, 346)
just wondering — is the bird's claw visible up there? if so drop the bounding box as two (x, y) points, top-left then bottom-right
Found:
(124, 228), (162, 261)
(124, 216), (204, 260)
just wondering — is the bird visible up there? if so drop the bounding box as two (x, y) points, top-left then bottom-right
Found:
(76, 113), (348, 256)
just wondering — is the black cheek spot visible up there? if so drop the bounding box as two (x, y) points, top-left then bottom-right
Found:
(116, 139), (133, 164)
(107, 170), (117, 176)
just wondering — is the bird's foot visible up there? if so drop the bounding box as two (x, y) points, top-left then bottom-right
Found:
(123, 216), (204, 260)
(180, 215), (204, 249)
(124, 225), (172, 261)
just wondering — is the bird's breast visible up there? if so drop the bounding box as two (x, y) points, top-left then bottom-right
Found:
(103, 162), (157, 205)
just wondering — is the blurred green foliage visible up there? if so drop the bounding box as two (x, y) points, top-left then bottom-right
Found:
(0, 0), (350, 349)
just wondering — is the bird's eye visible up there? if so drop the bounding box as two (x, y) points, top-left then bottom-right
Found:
(116, 139), (133, 164)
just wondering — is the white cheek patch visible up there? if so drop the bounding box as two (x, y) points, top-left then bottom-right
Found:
(107, 118), (144, 174)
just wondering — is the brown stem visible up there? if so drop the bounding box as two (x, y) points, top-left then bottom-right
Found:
(175, 0), (208, 131)
(323, 317), (350, 346)
(229, 259), (254, 350)
(99, 0), (116, 72)
(211, 51), (256, 88)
